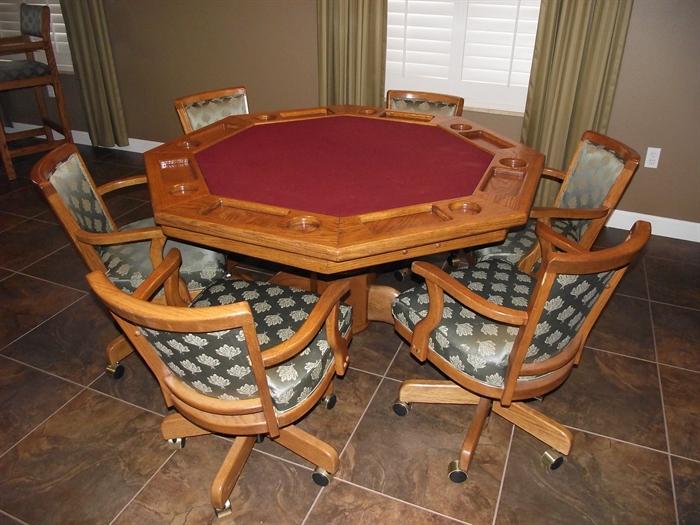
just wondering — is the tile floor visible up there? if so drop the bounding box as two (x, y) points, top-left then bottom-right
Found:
(0, 147), (698, 524)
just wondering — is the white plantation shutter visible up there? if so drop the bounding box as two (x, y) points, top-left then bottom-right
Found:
(0, 1), (73, 73)
(386, 0), (540, 113)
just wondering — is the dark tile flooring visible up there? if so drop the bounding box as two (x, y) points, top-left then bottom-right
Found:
(0, 147), (698, 524)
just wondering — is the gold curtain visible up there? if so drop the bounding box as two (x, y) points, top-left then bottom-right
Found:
(318, 0), (387, 107)
(60, 0), (128, 147)
(522, 0), (634, 205)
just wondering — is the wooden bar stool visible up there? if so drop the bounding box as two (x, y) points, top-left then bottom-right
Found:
(0, 4), (72, 180)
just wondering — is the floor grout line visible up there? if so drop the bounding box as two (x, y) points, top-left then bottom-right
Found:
(491, 425), (515, 525)
(11, 268), (88, 295)
(15, 242), (72, 273)
(0, 508), (29, 525)
(583, 344), (700, 375)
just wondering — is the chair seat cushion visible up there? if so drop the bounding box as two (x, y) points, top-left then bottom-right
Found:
(99, 217), (226, 292)
(142, 278), (352, 413)
(392, 259), (535, 387)
(473, 218), (582, 264)
(0, 59), (50, 82)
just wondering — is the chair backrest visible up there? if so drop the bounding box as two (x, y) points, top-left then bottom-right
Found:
(175, 86), (249, 133)
(501, 220), (650, 402)
(31, 143), (117, 271)
(20, 4), (48, 39)
(553, 131), (639, 245)
(386, 90), (464, 117)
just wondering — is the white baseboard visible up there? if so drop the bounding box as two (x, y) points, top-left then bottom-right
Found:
(7, 123), (698, 243)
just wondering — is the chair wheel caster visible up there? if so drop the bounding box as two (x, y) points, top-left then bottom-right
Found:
(255, 434), (265, 443)
(106, 362), (124, 379)
(312, 467), (332, 486)
(214, 499), (232, 518)
(541, 449), (564, 470)
(167, 437), (186, 449)
(393, 268), (410, 281)
(392, 400), (410, 417)
(320, 393), (337, 410)
(447, 459), (468, 483)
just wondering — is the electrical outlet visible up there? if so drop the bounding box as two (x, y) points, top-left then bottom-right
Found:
(644, 147), (661, 169)
(46, 85), (55, 98)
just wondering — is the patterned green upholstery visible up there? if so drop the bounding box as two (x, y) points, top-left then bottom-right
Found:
(392, 259), (612, 387)
(473, 140), (625, 264)
(387, 96), (460, 117)
(142, 278), (352, 413)
(0, 60), (50, 82)
(20, 4), (44, 37)
(184, 94), (248, 131)
(49, 153), (226, 292)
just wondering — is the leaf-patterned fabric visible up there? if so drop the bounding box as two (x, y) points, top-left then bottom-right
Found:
(141, 278), (352, 413)
(473, 140), (624, 264)
(392, 259), (612, 387)
(184, 94), (248, 131)
(387, 96), (460, 117)
(20, 4), (44, 37)
(0, 60), (51, 82)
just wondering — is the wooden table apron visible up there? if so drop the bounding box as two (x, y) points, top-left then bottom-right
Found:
(145, 105), (543, 333)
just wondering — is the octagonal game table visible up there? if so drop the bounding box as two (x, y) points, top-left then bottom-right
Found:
(145, 105), (543, 333)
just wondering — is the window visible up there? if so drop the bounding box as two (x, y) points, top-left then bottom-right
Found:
(386, 0), (540, 113)
(0, 0), (73, 73)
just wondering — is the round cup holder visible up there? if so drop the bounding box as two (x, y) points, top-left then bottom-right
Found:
(176, 139), (200, 149)
(256, 113), (277, 121)
(169, 183), (198, 195)
(449, 201), (482, 215)
(499, 157), (527, 169)
(287, 215), (320, 233)
(450, 123), (473, 132)
(359, 108), (376, 115)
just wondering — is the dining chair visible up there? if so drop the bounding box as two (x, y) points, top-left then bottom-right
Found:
(175, 86), (249, 133)
(0, 3), (72, 181)
(31, 143), (227, 377)
(386, 89), (464, 117)
(391, 220), (650, 481)
(460, 131), (640, 272)
(88, 248), (352, 517)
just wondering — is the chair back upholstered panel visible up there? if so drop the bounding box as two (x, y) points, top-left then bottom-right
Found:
(175, 87), (249, 133)
(48, 153), (114, 234)
(386, 90), (464, 117)
(20, 4), (45, 37)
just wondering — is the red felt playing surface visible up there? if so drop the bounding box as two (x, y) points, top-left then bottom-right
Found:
(194, 116), (493, 217)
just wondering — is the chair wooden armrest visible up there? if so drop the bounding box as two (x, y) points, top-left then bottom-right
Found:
(75, 226), (165, 246)
(541, 167), (566, 181)
(530, 206), (608, 220)
(0, 41), (44, 55)
(261, 280), (351, 367)
(411, 261), (528, 326)
(97, 175), (148, 195)
(534, 221), (586, 254)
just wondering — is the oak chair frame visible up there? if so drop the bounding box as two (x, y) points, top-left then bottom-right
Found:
(0, 4), (73, 181)
(385, 89), (464, 116)
(174, 85), (249, 134)
(394, 220), (650, 477)
(87, 249), (352, 516)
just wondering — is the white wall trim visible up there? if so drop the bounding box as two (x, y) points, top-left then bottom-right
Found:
(608, 210), (700, 243)
(8, 123), (698, 243)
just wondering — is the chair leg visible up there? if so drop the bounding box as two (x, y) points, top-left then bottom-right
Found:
(493, 401), (573, 454)
(51, 80), (73, 142)
(272, 425), (339, 475)
(0, 121), (16, 181)
(456, 397), (492, 475)
(105, 334), (134, 377)
(398, 379), (480, 405)
(210, 436), (256, 514)
(32, 85), (54, 143)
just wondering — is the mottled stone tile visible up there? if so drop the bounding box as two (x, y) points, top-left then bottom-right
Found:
(101, 192), (148, 219)
(645, 235), (700, 266)
(672, 456), (700, 525)
(3, 295), (118, 385)
(348, 322), (401, 375)
(0, 390), (172, 525)
(113, 203), (154, 227)
(88, 160), (141, 186)
(91, 351), (172, 415)
(103, 150), (146, 170)
(385, 343), (447, 382)
(258, 369), (381, 465)
(652, 302), (700, 372)
(538, 348), (666, 450)
(660, 365), (700, 460)
(21, 244), (90, 292)
(0, 273), (83, 348)
(115, 436), (320, 524)
(496, 429), (675, 525)
(340, 379), (511, 525)
(0, 268), (12, 281)
(307, 481), (457, 524)
(593, 227), (630, 249)
(0, 185), (47, 217)
(0, 220), (69, 270)
(646, 256), (700, 309)
(0, 357), (82, 455)
(586, 294), (654, 360)
(615, 257), (648, 299)
(0, 212), (26, 233)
